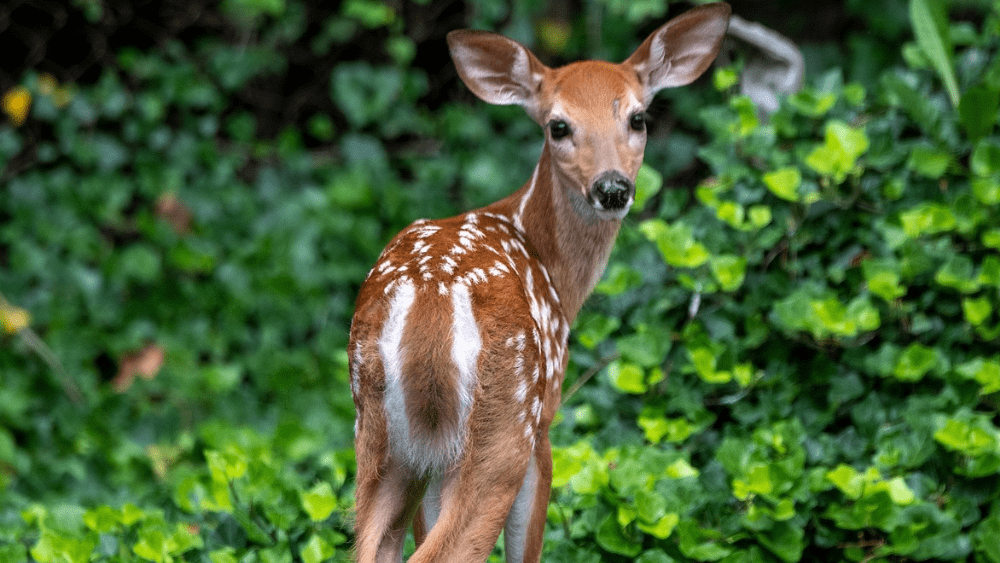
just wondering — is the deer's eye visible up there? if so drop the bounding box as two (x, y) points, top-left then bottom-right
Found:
(630, 113), (646, 132)
(549, 120), (571, 140)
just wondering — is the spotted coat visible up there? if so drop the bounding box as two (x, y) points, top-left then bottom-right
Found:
(349, 207), (568, 475)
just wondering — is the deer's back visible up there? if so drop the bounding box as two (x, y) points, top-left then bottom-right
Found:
(349, 211), (569, 474)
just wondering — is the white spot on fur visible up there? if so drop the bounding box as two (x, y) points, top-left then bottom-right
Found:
(450, 282), (481, 465)
(379, 280), (416, 468)
(414, 225), (441, 238)
(531, 396), (542, 424)
(413, 240), (433, 254)
(514, 379), (527, 404)
(513, 164), (539, 233)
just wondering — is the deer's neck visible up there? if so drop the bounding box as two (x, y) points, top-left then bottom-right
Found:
(491, 145), (622, 323)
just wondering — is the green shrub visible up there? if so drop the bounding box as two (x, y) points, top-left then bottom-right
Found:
(556, 3), (1000, 561)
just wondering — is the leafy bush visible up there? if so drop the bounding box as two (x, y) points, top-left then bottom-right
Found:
(1, 0), (999, 562)
(557, 3), (1000, 561)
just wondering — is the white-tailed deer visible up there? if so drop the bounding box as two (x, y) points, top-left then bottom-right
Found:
(349, 4), (730, 562)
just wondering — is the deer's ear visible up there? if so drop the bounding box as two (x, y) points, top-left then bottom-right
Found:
(448, 30), (550, 118)
(625, 2), (730, 101)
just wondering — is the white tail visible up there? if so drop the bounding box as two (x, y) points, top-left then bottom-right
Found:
(349, 5), (730, 562)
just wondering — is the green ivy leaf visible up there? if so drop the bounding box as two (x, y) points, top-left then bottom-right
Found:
(983, 229), (1000, 249)
(638, 415), (693, 444)
(804, 120), (869, 182)
(689, 347), (730, 384)
(730, 96), (759, 137)
(934, 417), (997, 456)
(710, 254), (747, 292)
(885, 477), (915, 506)
(666, 458), (699, 479)
(748, 205), (772, 228)
(789, 89), (837, 117)
(826, 464), (863, 499)
(907, 143), (952, 178)
(864, 262), (906, 302)
(733, 464), (773, 500)
(331, 63), (403, 128)
(300, 482), (337, 522)
(713, 67), (738, 91)
(206, 449), (248, 482)
(758, 521), (805, 563)
(935, 255), (981, 293)
(133, 528), (168, 563)
(638, 512), (680, 539)
(552, 442), (598, 488)
(677, 520), (733, 561)
(608, 360), (647, 394)
(638, 219), (710, 269)
(762, 167), (802, 201)
(633, 163), (663, 212)
(575, 313), (620, 349)
(962, 297), (993, 326)
(637, 550), (677, 563)
(635, 489), (666, 524)
(595, 263), (642, 296)
(342, 0), (396, 28)
(209, 548), (239, 563)
(955, 358), (1000, 395)
(83, 505), (120, 533)
(30, 531), (97, 563)
(893, 343), (940, 381)
(899, 203), (956, 238)
(732, 363), (754, 387)
(617, 327), (671, 368)
(972, 138), (1000, 177)
(638, 415), (670, 444)
(597, 515), (642, 557)
(972, 177), (1000, 205)
(715, 200), (745, 228)
(572, 463), (609, 496)
(121, 504), (144, 526)
(300, 534), (335, 563)
(972, 510), (1000, 563)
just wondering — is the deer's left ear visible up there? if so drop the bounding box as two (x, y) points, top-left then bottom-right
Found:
(625, 2), (730, 103)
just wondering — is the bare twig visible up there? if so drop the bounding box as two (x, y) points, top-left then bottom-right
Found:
(561, 352), (620, 405)
(1, 291), (83, 404)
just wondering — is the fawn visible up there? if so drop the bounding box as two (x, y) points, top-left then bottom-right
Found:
(349, 4), (730, 562)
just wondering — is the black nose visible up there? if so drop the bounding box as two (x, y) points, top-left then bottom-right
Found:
(592, 171), (635, 210)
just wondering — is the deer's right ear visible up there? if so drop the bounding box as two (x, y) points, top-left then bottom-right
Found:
(448, 31), (549, 119)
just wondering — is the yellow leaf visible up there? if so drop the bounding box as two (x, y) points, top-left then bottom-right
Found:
(1, 304), (31, 334)
(2, 86), (31, 126)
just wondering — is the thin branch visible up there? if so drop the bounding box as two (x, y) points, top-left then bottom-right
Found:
(561, 352), (619, 405)
(1, 291), (83, 404)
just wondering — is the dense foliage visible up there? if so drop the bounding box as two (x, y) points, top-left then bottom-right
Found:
(1, 0), (999, 561)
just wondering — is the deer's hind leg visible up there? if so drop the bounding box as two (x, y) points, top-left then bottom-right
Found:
(353, 409), (429, 563)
